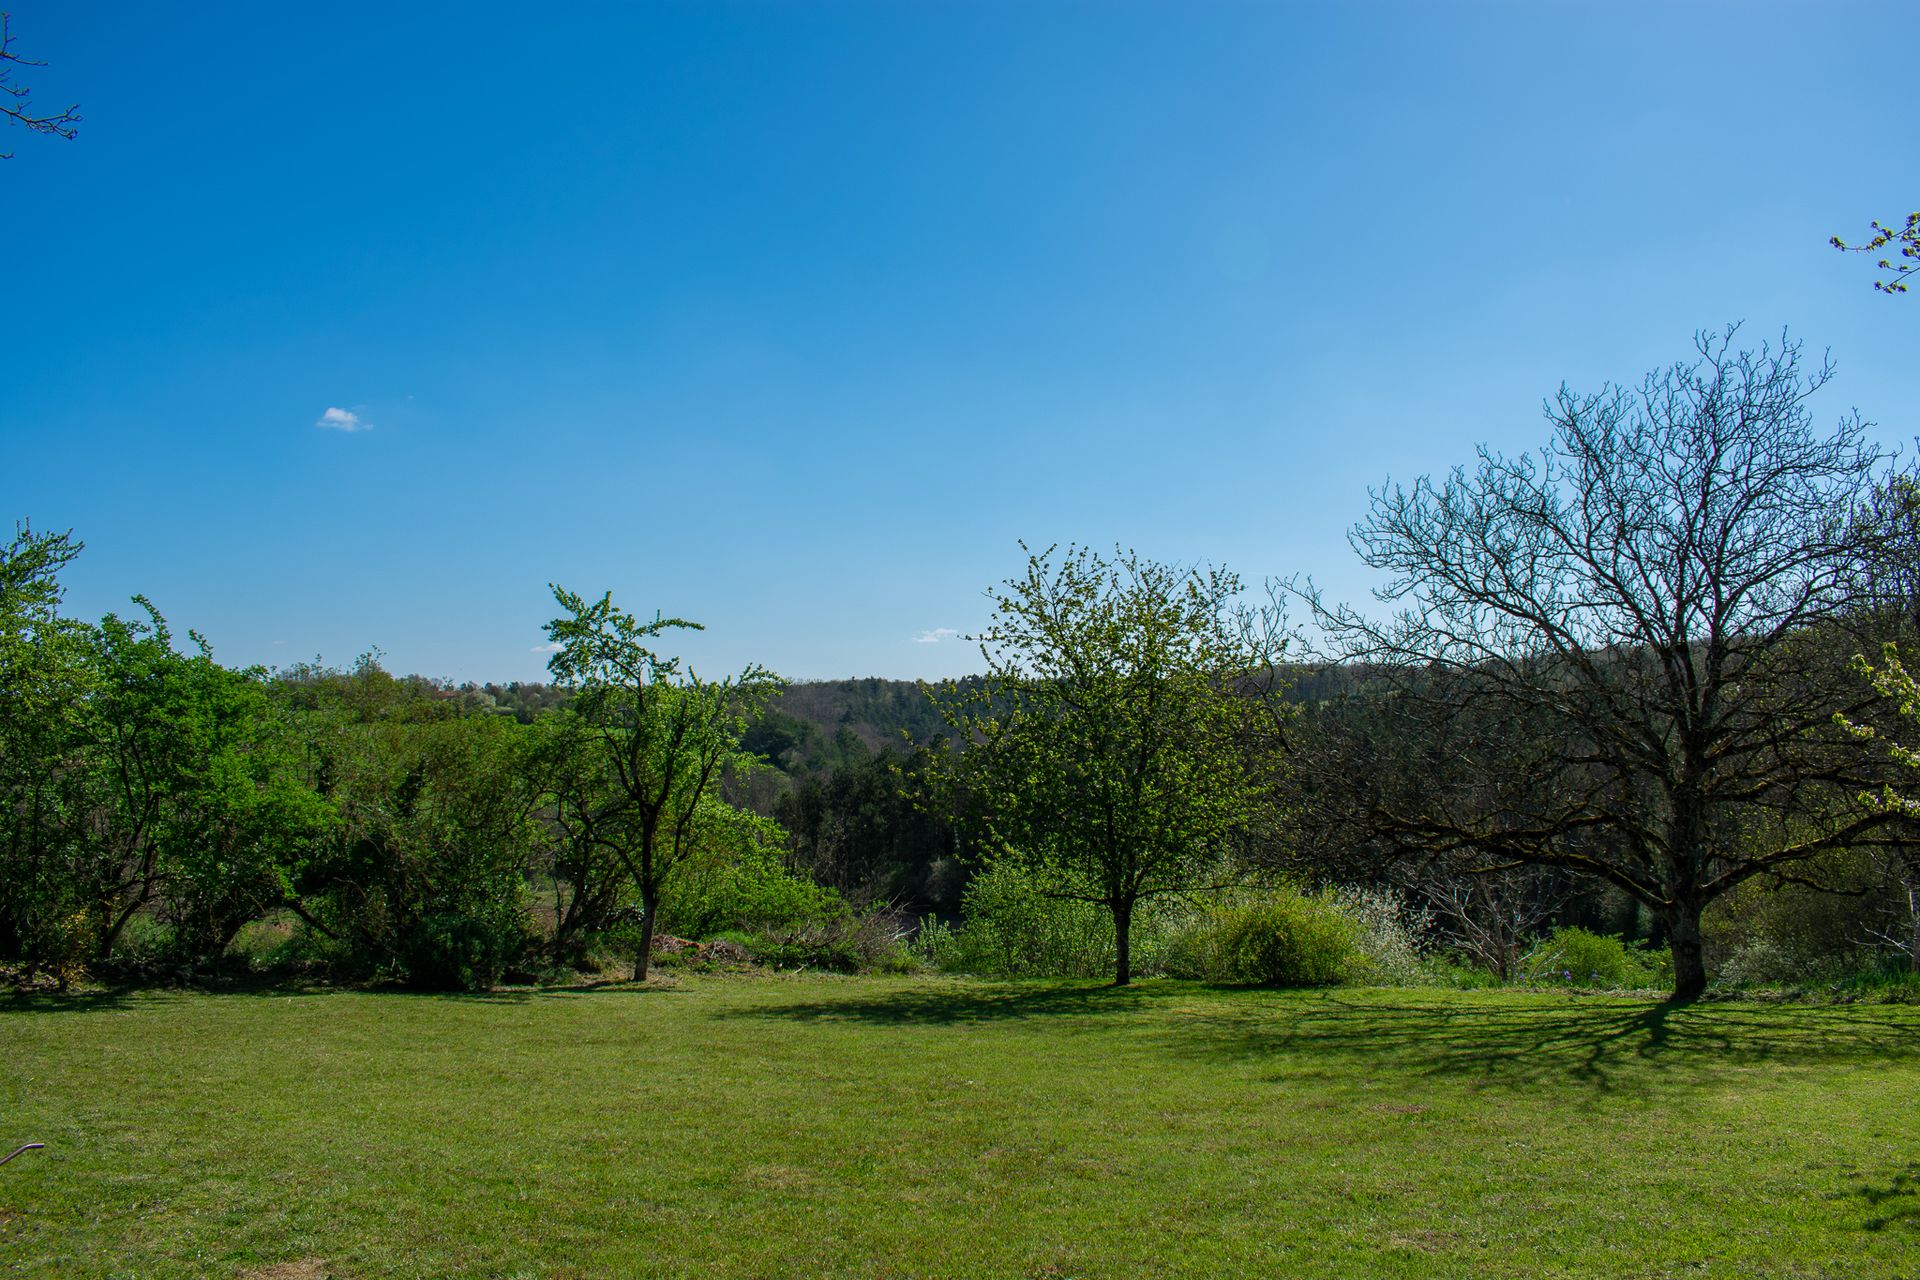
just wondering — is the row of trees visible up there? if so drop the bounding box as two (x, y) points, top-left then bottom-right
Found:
(931, 330), (1920, 997)
(0, 541), (788, 988)
(6, 328), (1917, 998)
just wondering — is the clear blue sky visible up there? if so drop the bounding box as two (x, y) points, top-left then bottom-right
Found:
(4, 2), (1912, 682)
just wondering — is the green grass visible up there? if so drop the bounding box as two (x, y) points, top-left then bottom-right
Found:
(3, 977), (1917, 1278)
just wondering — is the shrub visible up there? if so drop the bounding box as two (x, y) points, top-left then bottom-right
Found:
(656, 815), (845, 941)
(1320, 886), (1431, 985)
(748, 904), (912, 973)
(1518, 926), (1667, 989)
(1163, 889), (1365, 987)
(909, 915), (962, 971)
(944, 859), (1116, 978)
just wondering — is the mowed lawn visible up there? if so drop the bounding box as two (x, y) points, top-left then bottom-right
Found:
(2, 978), (1917, 1279)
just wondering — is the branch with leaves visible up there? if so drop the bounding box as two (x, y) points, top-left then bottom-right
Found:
(1832, 213), (1919, 297)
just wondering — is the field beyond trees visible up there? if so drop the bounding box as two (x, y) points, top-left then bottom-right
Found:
(4, 977), (1917, 1279)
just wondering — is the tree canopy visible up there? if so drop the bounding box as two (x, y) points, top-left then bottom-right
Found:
(1298, 328), (1910, 997)
(936, 545), (1289, 985)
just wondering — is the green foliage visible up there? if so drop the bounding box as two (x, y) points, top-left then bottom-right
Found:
(1317, 885), (1433, 985)
(1163, 888), (1365, 987)
(934, 544), (1290, 984)
(1518, 926), (1669, 990)
(543, 585), (781, 980)
(745, 905), (913, 973)
(0, 524), (96, 978)
(281, 663), (540, 989)
(944, 858), (1119, 978)
(1832, 211), (1920, 296)
(655, 801), (839, 939)
(772, 744), (971, 914)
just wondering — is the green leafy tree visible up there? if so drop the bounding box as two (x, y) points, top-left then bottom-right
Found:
(936, 545), (1289, 986)
(1836, 646), (1920, 971)
(544, 587), (780, 981)
(277, 656), (541, 989)
(0, 524), (94, 975)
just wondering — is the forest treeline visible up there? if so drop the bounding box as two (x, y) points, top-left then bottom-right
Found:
(6, 331), (1920, 997)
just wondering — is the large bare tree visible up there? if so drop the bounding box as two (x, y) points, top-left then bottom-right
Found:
(1300, 328), (1910, 997)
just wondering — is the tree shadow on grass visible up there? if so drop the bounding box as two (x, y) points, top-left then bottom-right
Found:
(1214, 994), (1920, 1091)
(721, 979), (1170, 1026)
(0, 973), (684, 1013)
(0, 989), (133, 1015)
(723, 982), (1920, 1091)
(1850, 1163), (1920, 1233)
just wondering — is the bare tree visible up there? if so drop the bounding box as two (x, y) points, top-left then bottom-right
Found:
(1299, 328), (1911, 998)
(0, 13), (79, 159)
(1401, 863), (1572, 981)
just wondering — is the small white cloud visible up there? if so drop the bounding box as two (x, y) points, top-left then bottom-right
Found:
(316, 407), (370, 432)
(530, 641), (563, 654)
(913, 627), (961, 645)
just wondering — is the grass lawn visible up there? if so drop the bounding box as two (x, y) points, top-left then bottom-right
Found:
(2, 977), (1917, 1279)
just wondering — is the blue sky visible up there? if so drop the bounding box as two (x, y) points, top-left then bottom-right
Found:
(4, 2), (1913, 682)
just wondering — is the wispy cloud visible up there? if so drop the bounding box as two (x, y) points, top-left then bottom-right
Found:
(316, 406), (370, 432)
(913, 627), (962, 645)
(529, 641), (563, 654)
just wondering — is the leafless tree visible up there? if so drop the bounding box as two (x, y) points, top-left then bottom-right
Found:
(1401, 863), (1572, 981)
(1297, 327), (1913, 998)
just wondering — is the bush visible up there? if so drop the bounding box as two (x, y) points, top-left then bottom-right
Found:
(909, 915), (962, 971)
(1320, 886), (1431, 985)
(1163, 888), (1365, 987)
(748, 904), (912, 973)
(656, 811), (845, 940)
(1518, 926), (1667, 989)
(943, 860), (1117, 978)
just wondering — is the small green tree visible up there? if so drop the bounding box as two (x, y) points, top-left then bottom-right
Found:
(544, 587), (779, 981)
(936, 545), (1289, 986)
(1836, 645), (1920, 972)
(0, 524), (94, 974)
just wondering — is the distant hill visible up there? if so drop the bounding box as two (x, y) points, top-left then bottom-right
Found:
(743, 677), (984, 775)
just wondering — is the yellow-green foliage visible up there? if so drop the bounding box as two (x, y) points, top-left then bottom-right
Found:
(1520, 926), (1669, 990)
(1163, 889), (1365, 987)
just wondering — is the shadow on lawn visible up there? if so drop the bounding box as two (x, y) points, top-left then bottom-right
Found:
(1848, 1163), (1920, 1233)
(1227, 995), (1920, 1089)
(727, 983), (1920, 1090)
(0, 989), (134, 1015)
(0, 973), (679, 1014)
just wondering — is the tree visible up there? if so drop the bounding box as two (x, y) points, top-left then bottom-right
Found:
(1299, 328), (1909, 998)
(0, 13), (79, 159)
(543, 587), (779, 981)
(936, 545), (1289, 986)
(0, 523), (93, 975)
(1835, 646), (1920, 972)
(1832, 212), (1919, 297)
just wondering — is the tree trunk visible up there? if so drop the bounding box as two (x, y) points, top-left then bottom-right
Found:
(634, 891), (656, 983)
(1662, 902), (1707, 1001)
(1112, 898), (1133, 987)
(1906, 877), (1918, 975)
